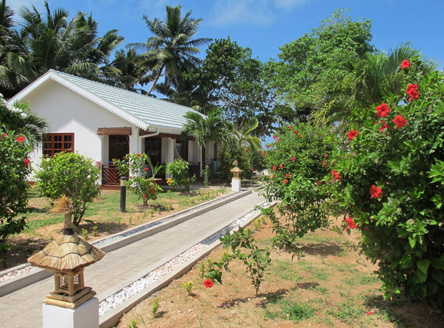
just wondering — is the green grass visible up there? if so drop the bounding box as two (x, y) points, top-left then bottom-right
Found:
(23, 216), (63, 234)
(265, 299), (316, 322)
(271, 259), (301, 282)
(326, 302), (366, 325)
(22, 187), (227, 237)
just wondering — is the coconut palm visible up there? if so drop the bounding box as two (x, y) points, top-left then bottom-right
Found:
(312, 43), (437, 127)
(184, 110), (232, 163)
(231, 117), (261, 152)
(0, 1), (123, 96)
(128, 4), (211, 95)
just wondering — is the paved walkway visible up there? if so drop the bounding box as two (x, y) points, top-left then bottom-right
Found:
(0, 190), (265, 328)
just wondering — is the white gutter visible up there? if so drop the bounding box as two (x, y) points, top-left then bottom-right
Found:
(138, 128), (160, 154)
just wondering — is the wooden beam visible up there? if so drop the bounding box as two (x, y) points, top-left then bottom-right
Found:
(97, 127), (132, 136)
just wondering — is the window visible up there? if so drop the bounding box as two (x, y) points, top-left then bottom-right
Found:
(43, 133), (74, 157)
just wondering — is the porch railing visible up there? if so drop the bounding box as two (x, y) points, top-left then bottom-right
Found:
(101, 164), (121, 186)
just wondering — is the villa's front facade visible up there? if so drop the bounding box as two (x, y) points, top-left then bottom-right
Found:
(8, 70), (215, 186)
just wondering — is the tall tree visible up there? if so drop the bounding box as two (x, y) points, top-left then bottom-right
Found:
(128, 4), (211, 96)
(0, 1), (123, 97)
(177, 38), (281, 137)
(267, 9), (374, 123)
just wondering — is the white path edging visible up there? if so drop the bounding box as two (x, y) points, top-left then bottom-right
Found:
(98, 201), (274, 328)
(0, 189), (252, 297)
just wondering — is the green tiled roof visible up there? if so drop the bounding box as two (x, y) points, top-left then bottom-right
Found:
(11, 70), (202, 131)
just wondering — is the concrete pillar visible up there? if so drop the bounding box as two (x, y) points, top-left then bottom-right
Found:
(43, 297), (99, 328)
(232, 178), (241, 192)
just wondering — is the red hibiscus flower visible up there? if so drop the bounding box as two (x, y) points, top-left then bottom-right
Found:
(346, 217), (357, 229)
(324, 154), (328, 158)
(379, 121), (388, 133)
(266, 144), (270, 149)
(299, 134), (303, 138)
(406, 84), (419, 101)
(332, 169), (340, 181)
(261, 151), (265, 157)
(24, 158), (30, 167)
(347, 129), (358, 141)
(283, 179), (288, 184)
(2, 133), (7, 139)
(393, 115), (408, 129)
(16, 136), (25, 143)
(286, 174), (290, 178)
(370, 185), (382, 199)
(375, 103), (390, 118)
(245, 148), (248, 152)
(272, 166), (276, 170)
(279, 164), (283, 169)
(291, 157), (296, 162)
(317, 181), (322, 186)
(322, 160), (327, 167)
(401, 59), (410, 69)
(288, 126), (292, 130)
(276, 139), (280, 142)
(144, 167), (149, 171)
(137, 153), (141, 157)
(293, 130), (298, 135)
(203, 279), (214, 288)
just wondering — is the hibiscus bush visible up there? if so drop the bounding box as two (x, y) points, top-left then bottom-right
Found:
(114, 153), (163, 205)
(261, 123), (336, 253)
(0, 132), (32, 261)
(330, 60), (444, 307)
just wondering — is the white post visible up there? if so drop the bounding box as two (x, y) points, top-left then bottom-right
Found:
(43, 297), (99, 328)
(232, 178), (241, 192)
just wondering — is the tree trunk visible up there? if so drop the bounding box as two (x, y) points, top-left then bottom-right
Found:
(146, 64), (165, 96)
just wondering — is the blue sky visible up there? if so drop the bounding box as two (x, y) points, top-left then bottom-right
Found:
(9, 0), (444, 68)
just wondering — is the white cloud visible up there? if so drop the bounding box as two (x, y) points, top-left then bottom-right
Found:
(210, 0), (274, 26)
(274, 0), (311, 9)
(209, 0), (311, 26)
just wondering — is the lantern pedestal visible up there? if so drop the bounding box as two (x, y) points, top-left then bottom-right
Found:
(231, 178), (241, 192)
(43, 296), (99, 328)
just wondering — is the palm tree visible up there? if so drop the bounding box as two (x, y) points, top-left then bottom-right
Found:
(231, 117), (261, 152)
(312, 43), (437, 127)
(128, 4), (211, 95)
(0, 1), (123, 96)
(184, 110), (232, 164)
(1, 98), (48, 146)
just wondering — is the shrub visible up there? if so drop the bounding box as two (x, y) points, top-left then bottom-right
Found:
(261, 123), (336, 253)
(114, 153), (163, 206)
(166, 159), (195, 193)
(0, 132), (32, 260)
(36, 152), (101, 226)
(330, 60), (444, 307)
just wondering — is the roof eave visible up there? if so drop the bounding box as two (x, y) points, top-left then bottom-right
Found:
(8, 70), (150, 131)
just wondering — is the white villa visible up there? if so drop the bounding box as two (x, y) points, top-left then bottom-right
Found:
(7, 70), (214, 187)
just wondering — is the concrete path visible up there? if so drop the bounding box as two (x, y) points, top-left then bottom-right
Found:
(0, 190), (265, 328)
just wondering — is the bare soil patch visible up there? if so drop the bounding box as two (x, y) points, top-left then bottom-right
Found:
(116, 216), (443, 328)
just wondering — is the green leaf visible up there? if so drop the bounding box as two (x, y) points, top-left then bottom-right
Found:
(417, 259), (430, 274)
(431, 258), (444, 270)
(409, 237), (416, 249)
(431, 269), (444, 285)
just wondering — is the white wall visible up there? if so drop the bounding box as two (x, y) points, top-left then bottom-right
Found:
(24, 81), (138, 172)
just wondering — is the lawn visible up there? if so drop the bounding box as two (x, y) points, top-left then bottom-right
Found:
(3, 184), (229, 269)
(116, 216), (443, 328)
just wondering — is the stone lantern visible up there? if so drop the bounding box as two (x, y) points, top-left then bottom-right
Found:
(230, 160), (243, 192)
(28, 196), (105, 328)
